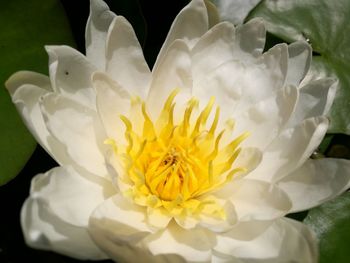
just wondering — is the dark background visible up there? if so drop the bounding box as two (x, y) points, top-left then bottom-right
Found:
(0, 0), (188, 262)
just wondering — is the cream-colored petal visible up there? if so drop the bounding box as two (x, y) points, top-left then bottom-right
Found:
(21, 195), (107, 260)
(217, 179), (292, 221)
(249, 116), (329, 182)
(147, 40), (192, 120)
(234, 85), (298, 150)
(278, 158), (350, 212)
(85, 0), (116, 70)
(105, 16), (151, 98)
(45, 45), (97, 109)
(214, 218), (317, 263)
(153, 0), (208, 72)
(40, 93), (108, 177)
(29, 166), (115, 227)
(93, 72), (131, 143)
(286, 41), (312, 86)
(288, 78), (337, 126)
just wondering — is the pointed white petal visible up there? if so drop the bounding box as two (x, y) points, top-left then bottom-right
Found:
(147, 40), (192, 119)
(40, 93), (108, 177)
(286, 41), (312, 86)
(153, 0), (208, 71)
(288, 78), (337, 126)
(249, 116), (329, 182)
(85, 0), (116, 70)
(105, 16), (151, 98)
(215, 218), (317, 263)
(93, 72), (131, 143)
(45, 45), (97, 108)
(29, 166), (115, 226)
(278, 158), (350, 212)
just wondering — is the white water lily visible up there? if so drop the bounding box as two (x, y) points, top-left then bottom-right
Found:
(6, 0), (350, 262)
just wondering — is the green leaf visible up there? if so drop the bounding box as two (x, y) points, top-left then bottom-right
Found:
(304, 192), (350, 263)
(248, 0), (350, 134)
(0, 0), (75, 186)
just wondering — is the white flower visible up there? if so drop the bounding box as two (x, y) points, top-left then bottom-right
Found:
(6, 0), (350, 262)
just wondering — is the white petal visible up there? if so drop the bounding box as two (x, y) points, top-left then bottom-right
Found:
(278, 158), (350, 212)
(153, 0), (208, 72)
(45, 45), (97, 108)
(85, 0), (116, 70)
(88, 194), (154, 262)
(40, 93), (108, 177)
(234, 17), (266, 58)
(249, 116), (329, 182)
(6, 71), (51, 149)
(145, 221), (215, 262)
(288, 78), (337, 126)
(192, 18), (265, 89)
(218, 179), (292, 221)
(93, 72), (131, 143)
(286, 41), (312, 86)
(6, 70), (51, 96)
(215, 218), (317, 263)
(217, 0), (262, 25)
(191, 22), (236, 82)
(29, 166), (115, 227)
(21, 195), (107, 260)
(234, 85), (298, 150)
(147, 40), (192, 119)
(105, 16), (151, 98)
(194, 44), (288, 120)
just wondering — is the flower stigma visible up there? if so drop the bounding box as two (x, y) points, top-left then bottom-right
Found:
(105, 89), (250, 219)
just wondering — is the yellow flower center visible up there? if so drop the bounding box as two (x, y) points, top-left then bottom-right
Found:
(106, 89), (249, 217)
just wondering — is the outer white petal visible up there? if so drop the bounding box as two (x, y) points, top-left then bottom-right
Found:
(234, 17), (266, 58)
(105, 16), (151, 98)
(144, 221), (216, 262)
(285, 41), (312, 86)
(85, 0), (116, 70)
(93, 72), (131, 143)
(88, 194), (155, 262)
(153, 0), (208, 72)
(40, 93), (108, 177)
(6, 72), (51, 148)
(29, 166), (115, 227)
(147, 40), (192, 120)
(249, 116), (329, 182)
(217, 179), (292, 221)
(21, 166), (111, 260)
(214, 218), (317, 263)
(217, 0), (262, 25)
(233, 85), (298, 150)
(278, 158), (350, 212)
(45, 45), (97, 108)
(288, 78), (337, 126)
(5, 71), (73, 166)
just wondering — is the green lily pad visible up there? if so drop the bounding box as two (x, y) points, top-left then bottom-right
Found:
(304, 192), (350, 263)
(248, 0), (350, 134)
(0, 0), (75, 186)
